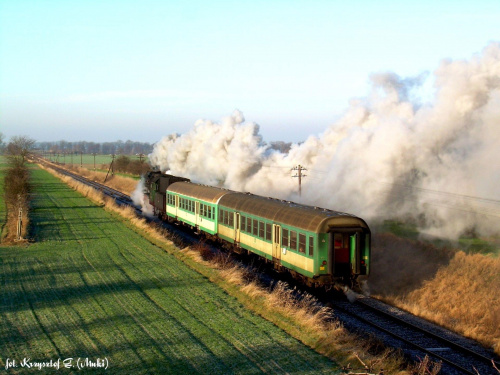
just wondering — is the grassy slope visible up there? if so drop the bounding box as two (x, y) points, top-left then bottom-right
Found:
(0, 166), (337, 374)
(370, 232), (500, 355)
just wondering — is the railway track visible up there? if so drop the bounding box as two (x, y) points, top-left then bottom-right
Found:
(35, 157), (142, 213)
(330, 295), (500, 374)
(37, 158), (500, 374)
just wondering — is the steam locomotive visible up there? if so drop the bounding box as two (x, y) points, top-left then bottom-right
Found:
(144, 171), (370, 287)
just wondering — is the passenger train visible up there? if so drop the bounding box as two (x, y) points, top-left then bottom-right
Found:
(145, 171), (370, 287)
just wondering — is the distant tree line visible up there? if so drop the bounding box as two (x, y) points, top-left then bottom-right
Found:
(35, 140), (154, 155)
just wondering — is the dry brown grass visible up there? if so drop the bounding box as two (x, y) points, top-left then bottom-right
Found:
(370, 233), (500, 356)
(396, 252), (500, 354)
(67, 165), (139, 195)
(2, 205), (29, 244)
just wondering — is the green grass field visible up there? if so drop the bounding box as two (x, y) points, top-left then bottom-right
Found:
(0, 166), (336, 374)
(43, 153), (147, 168)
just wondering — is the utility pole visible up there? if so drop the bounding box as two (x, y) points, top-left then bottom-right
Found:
(16, 195), (23, 241)
(291, 165), (307, 197)
(92, 153), (96, 171)
(104, 154), (115, 183)
(80, 151), (83, 168)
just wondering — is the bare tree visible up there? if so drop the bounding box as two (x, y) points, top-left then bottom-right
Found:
(6, 135), (36, 166)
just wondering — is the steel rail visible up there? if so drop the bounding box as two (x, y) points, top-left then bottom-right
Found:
(356, 298), (500, 369)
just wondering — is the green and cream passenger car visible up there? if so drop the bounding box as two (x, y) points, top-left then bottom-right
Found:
(161, 179), (370, 287)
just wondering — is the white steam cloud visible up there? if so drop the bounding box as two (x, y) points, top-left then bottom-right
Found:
(148, 43), (500, 239)
(131, 178), (154, 217)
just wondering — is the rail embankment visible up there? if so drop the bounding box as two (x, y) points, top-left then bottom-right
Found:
(370, 232), (500, 355)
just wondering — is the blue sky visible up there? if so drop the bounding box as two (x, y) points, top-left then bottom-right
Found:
(1, 0), (499, 143)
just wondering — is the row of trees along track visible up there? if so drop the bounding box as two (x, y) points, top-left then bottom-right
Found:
(1, 135), (35, 243)
(36, 157), (500, 375)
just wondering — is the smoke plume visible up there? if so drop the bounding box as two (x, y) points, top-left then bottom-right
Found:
(147, 43), (500, 239)
(131, 178), (154, 217)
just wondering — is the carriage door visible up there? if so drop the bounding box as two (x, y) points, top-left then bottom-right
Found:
(195, 201), (200, 227)
(272, 224), (281, 261)
(175, 196), (179, 218)
(330, 232), (350, 277)
(234, 213), (240, 243)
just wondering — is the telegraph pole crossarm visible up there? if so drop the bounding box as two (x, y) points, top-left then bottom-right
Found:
(291, 164), (307, 197)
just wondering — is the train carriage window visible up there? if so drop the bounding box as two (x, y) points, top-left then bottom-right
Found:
(290, 231), (297, 250)
(247, 217), (252, 233)
(265, 223), (272, 241)
(209, 206), (212, 219)
(282, 229), (289, 247)
(298, 233), (306, 253)
(253, 219), (258, 236)
(219, 209), (224, 223)
(229, 212), (234, 227)
(259, 221), (264, 238)
(241, 216), (246, 232)
(309, 236), (314, 256)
